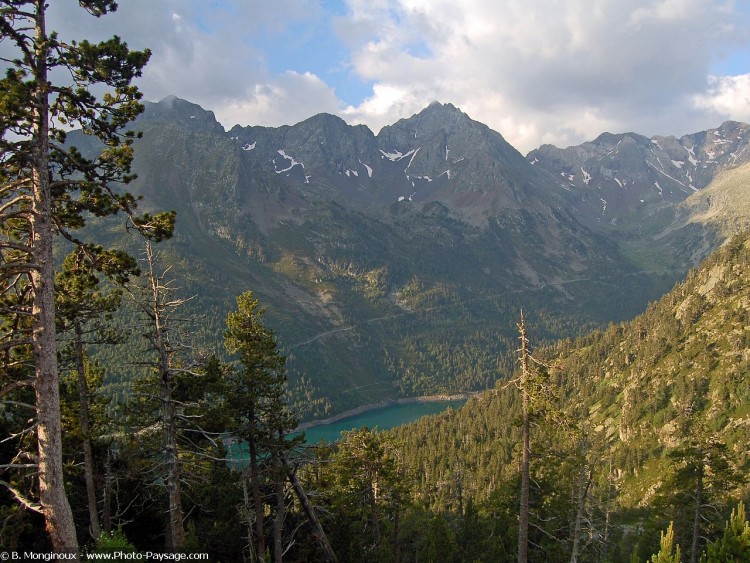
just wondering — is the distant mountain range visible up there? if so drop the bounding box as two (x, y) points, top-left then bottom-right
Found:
(78, 97), (750, 420)
(529, 121), (750, 224)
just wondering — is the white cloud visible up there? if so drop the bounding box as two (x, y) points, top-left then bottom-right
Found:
(336, 0), (750, 151)
(45, 0), (332, 130)
(37, 0), (750, 153)
(218, 71), (343, 128)
(693, 74), (750, 122)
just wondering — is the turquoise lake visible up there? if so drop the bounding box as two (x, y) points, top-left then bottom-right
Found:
(294, 399), (466, 444)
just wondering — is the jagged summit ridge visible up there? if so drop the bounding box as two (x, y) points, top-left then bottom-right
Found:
(136, 96), (750, 235)
(141, 96), (224, 134)
(527, 120), (750, 226)
(185, 98), (547, 221)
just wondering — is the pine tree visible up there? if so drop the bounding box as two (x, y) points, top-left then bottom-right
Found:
(651, 522), (682, 563)
(517, 311), (531, 563)
(223, 290), (298, 562)
(0, 0), (171, 552)
(701, 502), (750, 563)
(55, 249), (134, 540)
(514, 311), (563, 562)
(656, 422), (743, 562)
(127, 240), (188, 551)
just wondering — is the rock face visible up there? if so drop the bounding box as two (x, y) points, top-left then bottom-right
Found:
(221, 102), (558, 226)
(86, 96), (750, 419)
(527, 121), (750, 227)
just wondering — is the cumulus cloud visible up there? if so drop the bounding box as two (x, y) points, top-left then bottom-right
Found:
(219, 71), (343, 128)
(337, 0), (750, 151)
(693, 74), (750, 123)
(39, 0), (750, 152)
(45, 0), (332, 129)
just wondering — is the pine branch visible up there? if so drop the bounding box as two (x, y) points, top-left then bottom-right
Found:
(0, 378), (33, 399)
(0, 480), (43, 514)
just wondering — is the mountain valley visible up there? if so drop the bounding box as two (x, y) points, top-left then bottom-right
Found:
(87, 97), (750, 420)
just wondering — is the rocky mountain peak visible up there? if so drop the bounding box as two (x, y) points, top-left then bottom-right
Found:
(378, 101), (492, 147)
(140, 95), (224, 134)
(226, 112), (379, 186)
(528, 119), (750, 227)
(373, 101), (535, 212)
(130, 97), (750, 251)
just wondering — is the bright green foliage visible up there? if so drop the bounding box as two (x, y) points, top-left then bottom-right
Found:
(225, 292), (286, 403)
(91, 529), (136, 554)
(702, 502), (750, 563)
(310, 427), (409, 561)
(651, 522), (682, 563)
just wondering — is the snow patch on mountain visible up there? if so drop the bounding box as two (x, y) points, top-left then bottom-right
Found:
(275, 149), (304, 173)
(646, 161), (696, 192)
(380, 148), (416, 162)
(360, 160), (373, 178)
(405, 148), (420, 171)
(686, 146), (698, 167)
(581, 167), (592, 185)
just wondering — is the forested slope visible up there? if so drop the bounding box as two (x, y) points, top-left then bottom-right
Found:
(384, 232), (750, 561)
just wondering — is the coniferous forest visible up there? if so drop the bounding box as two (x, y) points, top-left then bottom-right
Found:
(1, 2), (749, 561)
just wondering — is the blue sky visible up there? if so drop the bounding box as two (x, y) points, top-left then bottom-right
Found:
(47, 0), (750, 153)
(252, 0), (373, 105)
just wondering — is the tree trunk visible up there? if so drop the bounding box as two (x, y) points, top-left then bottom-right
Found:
(370, 477), (382, 547)
(569, 438), (592, 563)
(601, 457), (613, 562)
(162, 376), (185, 551)
(393, 503), (401, 563)
(273, 458), (285, 563)
(145, 241), (185, 551)
(518, 312), (530, 563)
(102, 447), (113, 535)
(241, 467), (257, 562)
(248, 434), (265, 561)
(283, 455), (338, 563)
(31, 1), (79, 554)
(74, 322), (101, 539)
(690, 460), (704, 563)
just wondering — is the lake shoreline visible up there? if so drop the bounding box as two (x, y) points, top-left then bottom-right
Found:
(294, 393), (475, 432)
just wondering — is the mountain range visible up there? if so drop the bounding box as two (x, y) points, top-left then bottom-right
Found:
(80, 97), (750, 420)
